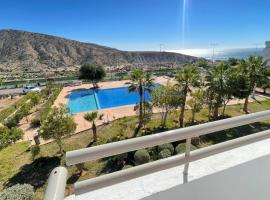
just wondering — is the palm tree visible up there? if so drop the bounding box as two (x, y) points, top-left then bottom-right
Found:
(240, 56), (265, 113)
(206, 63), (231, 119)
(175, 66), (201, 127)
(84, 111), (104, 142)
(187, 90), (205, 124)
(128, 69), (154, 129)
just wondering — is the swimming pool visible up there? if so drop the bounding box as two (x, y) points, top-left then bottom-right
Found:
(68, 86), (154, 114)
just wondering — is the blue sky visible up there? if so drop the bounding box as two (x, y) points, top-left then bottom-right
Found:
(1, 0), (269, 50)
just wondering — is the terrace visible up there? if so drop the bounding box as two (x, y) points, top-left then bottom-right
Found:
(44, 110), (270, 200)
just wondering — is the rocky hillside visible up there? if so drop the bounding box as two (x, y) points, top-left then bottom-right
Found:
(0, 29), (198, 77)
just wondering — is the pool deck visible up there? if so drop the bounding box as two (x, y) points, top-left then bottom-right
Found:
(54, 77), (170, 133)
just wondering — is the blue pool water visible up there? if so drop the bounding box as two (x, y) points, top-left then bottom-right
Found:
(68, 86), (153, 114)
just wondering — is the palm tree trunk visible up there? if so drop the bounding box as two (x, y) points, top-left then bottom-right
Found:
(213, 104), (219, 119)
(179, 89), (187, 128)
(179, 104), (185, 128)
(222, 102), (227, 116)
(243, 96), (249, 113)
(139, 88), (143, 128)
(92, 122), (97, 141)
(162, 111), (168, 129)
(251, 83), (257, 98)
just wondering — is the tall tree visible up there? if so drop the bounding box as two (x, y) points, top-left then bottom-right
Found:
(188, 90), (205, 124)
(39, 105), (76, 155)
(128, 69), (154, 130)
(84, 111), (104, 142)
(0, 126), (23, 150)
(257, 67), (270, 94)
(175, 66), (201, 127)
(206, 63), (231, 119)
(79, 64), (106, 88)
(152, 83), (180, 129)
(239, 56), (265, 113)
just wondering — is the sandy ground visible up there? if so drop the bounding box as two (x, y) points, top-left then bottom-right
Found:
(0, 96), (21, 111)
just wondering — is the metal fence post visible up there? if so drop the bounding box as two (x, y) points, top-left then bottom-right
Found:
(183, 138), (191, 183)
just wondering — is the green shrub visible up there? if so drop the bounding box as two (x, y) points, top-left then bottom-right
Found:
(30, 145), (40, 158)
(134, 149), (150, 165)
(4, 116), (20, 128)
(0, 184), (34, 200)
(158, 149), (172, 159)
(0, 127), (23, 150)
(158, 143), (174, 154)
(30, 118), (40, 128)
(40, 85), (62, 122)
(175, 143), (197, 154)
(122, 165), (133, 170)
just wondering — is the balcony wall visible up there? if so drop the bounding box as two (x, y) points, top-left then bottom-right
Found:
(65, 137), (270, 200)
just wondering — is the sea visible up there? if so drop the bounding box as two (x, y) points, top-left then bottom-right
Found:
(168, 48), (264, 61)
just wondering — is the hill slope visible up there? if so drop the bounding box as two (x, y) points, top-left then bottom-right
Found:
(0, 30), (197, 77)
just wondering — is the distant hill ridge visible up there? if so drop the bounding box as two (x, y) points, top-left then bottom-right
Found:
(0, 29), (198, 76)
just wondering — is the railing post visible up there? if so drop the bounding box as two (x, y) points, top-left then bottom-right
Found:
(183, 137), (191, 183)
(44, 167), (68, 200)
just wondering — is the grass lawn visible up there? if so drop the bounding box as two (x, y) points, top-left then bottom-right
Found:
(0, 99), (270, 200)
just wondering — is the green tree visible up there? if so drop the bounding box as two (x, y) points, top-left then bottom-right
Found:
(206, 63), (231, 119)
(227, 58), (239, 66)
(0, 126), (23, 150)
(258, 67), (270, 94)
(239, 56), (265, 113)
(79, 64), (106, 88)
(152, 83), (180, 128)
(84, 111), (104, 142)
(197, 59), (209, 68)
(39, 105), (76, 154)
(188, 90), (205, 124)
(128, 69), (154, 130)
(175, 66), (201, 127)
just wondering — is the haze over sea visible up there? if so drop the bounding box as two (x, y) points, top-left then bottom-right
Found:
(169, 48), (264, 60)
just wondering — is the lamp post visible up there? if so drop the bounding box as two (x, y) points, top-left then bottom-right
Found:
(211, 43), (218, 66)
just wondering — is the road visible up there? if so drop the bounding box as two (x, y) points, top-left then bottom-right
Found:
(0, 87), (23, 95)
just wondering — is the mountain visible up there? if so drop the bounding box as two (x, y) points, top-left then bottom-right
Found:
(0, 29), (198, 78)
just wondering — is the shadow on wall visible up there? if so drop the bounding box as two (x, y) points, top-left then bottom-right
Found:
(4, 156), (61, 190)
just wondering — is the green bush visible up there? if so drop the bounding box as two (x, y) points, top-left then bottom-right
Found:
(40, 85), (62, 122)
(158, 143), (174, 154)
(30, 118), (40, 128)
(158, 149), (172, 159)
(0, 127), (23, 150)
(30, 145), (40, 158)
(0, 184), (34, 200)
(175, 143), (197, 154)
(4, 116), (20, 128)
(134, 149), (150, 165)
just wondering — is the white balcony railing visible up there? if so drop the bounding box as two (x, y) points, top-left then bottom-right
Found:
(44, 110), (270, 200)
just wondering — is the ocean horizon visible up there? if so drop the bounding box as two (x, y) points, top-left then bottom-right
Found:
(168, 47), (264, 60)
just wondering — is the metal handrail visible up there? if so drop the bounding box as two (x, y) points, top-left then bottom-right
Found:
(44, 110), (270, 199)
(66, 110), (270, 165)
(74, 129), (270, 194)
